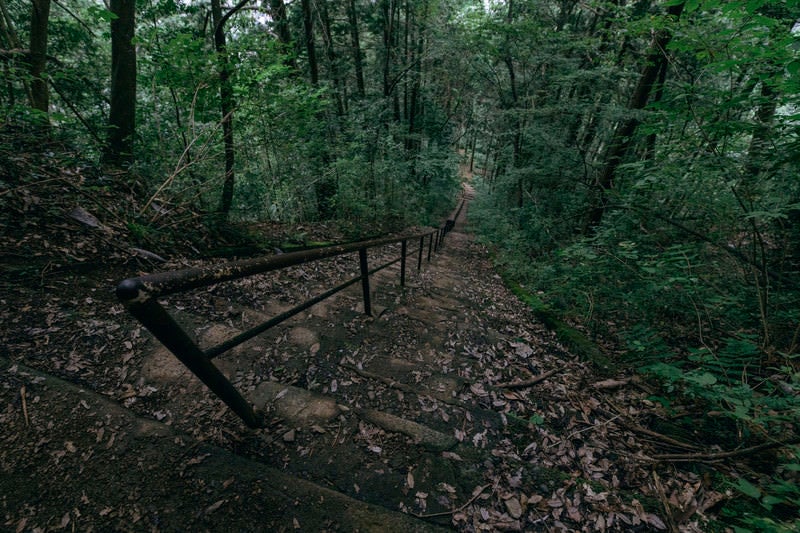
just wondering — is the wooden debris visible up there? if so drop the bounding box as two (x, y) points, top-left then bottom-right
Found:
(496, 368), (562, 389)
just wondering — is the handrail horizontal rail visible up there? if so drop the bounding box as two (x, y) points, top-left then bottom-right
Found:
(116, 229), (438, 303)
(203, 243), (423, 359)
(115, 199), (465, 428)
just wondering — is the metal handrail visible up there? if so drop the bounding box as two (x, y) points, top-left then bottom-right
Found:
(116, 209), (464, 428)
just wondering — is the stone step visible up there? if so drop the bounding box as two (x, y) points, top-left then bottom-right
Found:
(1, 357), (448, 532)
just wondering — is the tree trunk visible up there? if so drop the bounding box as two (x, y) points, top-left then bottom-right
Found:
(319, 0), (343, 115)
(502, 0), (523, 208)
(381, 0), (394, 101)
(266, 0), (295, 68)
(0, 0), (32, 107)
(346, 0), (365, 96)
(29, 0), (50, 120)
(211, 0), (239, 216)
(643, 60), (668, 162)
(402, 0), (410, 122)
(301, 0), (318, 85)
(104, 0), (137, 168)
(584, 1), (685, 232)
(407, 0), (427, 158)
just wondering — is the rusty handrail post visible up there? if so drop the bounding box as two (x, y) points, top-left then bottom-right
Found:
(117, 293), (265, 428)
(400, 240), (407, 287)
(417, 235), (424, 271)
(358, 248), (372, 316)
(427, 231), (433, 261)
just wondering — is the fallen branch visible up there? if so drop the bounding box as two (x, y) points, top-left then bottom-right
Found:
(547, 414), (622, 449)
(343, 364), (463, 406)
(591, 377), (631, 390)
(652, 470), (678, 533)
(411, 482), (493, 519)
(343, 364), (416, 395)
(651, 439), (800, 463)
(600, 404), (701, 451)
(497, 368), (562, 389)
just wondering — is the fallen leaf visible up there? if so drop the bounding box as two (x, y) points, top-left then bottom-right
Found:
(205, 499), (225, 514)
(505, 497), (523, 518)
(510, 341), (533, 358)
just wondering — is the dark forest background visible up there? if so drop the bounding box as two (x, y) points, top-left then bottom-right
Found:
(2, 1), (800, 529)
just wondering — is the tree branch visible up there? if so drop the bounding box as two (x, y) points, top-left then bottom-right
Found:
(215, 0), (253, 34)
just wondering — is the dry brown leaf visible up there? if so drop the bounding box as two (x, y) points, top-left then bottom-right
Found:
(504, 497), (523, 518)
(205, 499), (225, 514)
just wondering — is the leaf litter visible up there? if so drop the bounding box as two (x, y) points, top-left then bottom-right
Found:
(0, 154), (761, 531)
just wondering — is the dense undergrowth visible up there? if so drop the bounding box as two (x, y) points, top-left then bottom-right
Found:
(470, 175), (800, 530)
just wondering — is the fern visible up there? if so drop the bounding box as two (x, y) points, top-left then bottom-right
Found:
(687, 336), (763, 385)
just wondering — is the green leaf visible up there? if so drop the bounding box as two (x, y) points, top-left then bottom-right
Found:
(745, 0), (766, 14)
(737, 478), (762, 499)
(88, 6), (118, 22)
(529, 414), (545, 425)
(687, 372), (717, 386)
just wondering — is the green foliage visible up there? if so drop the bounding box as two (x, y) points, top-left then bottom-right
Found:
(467, 0), (800, 528)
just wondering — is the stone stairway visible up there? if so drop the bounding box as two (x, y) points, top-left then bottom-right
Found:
(126, 187), (554, 522)
(4, 186), (582, 531)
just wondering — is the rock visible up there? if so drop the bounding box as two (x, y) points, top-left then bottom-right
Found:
(251, 381), (342, 425)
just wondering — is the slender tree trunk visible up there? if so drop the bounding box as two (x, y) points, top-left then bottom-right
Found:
(407, 0), (426, 158)
(319, 0), (343, 115)
(502, 0), (523, 208)
(403, 0), (410, 122)
(301, 0), (318, 85)
(0, 0), (32, 109)
(211, 0), (236, 216)
(29, 0), (50, 120)
(643, 60), (668, 161)
(266, 0), (295, 68)
(104, 0), (137, 167)
(346, 0), (365, 96)
(584, 1), (685, 232)
(381, 0), (396, 119)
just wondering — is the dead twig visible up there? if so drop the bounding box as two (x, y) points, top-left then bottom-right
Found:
(600, 404), (701, 452)
(343, 364), (462, 406)
(547, 414), (622, 449)
(652, 469), (678, 533)
(651, 439), (800, 463)
(497, 368), (562, 389)
(343, 364), (416, 395)
(20, 386), (29, 426)
(591, 377), (631, 390)
(411, 482), (494, 519)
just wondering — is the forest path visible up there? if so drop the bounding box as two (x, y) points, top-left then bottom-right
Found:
(2, 186), (683, 532)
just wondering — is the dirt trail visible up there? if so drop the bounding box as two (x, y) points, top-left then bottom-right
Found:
(2, 186), (686, 532)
